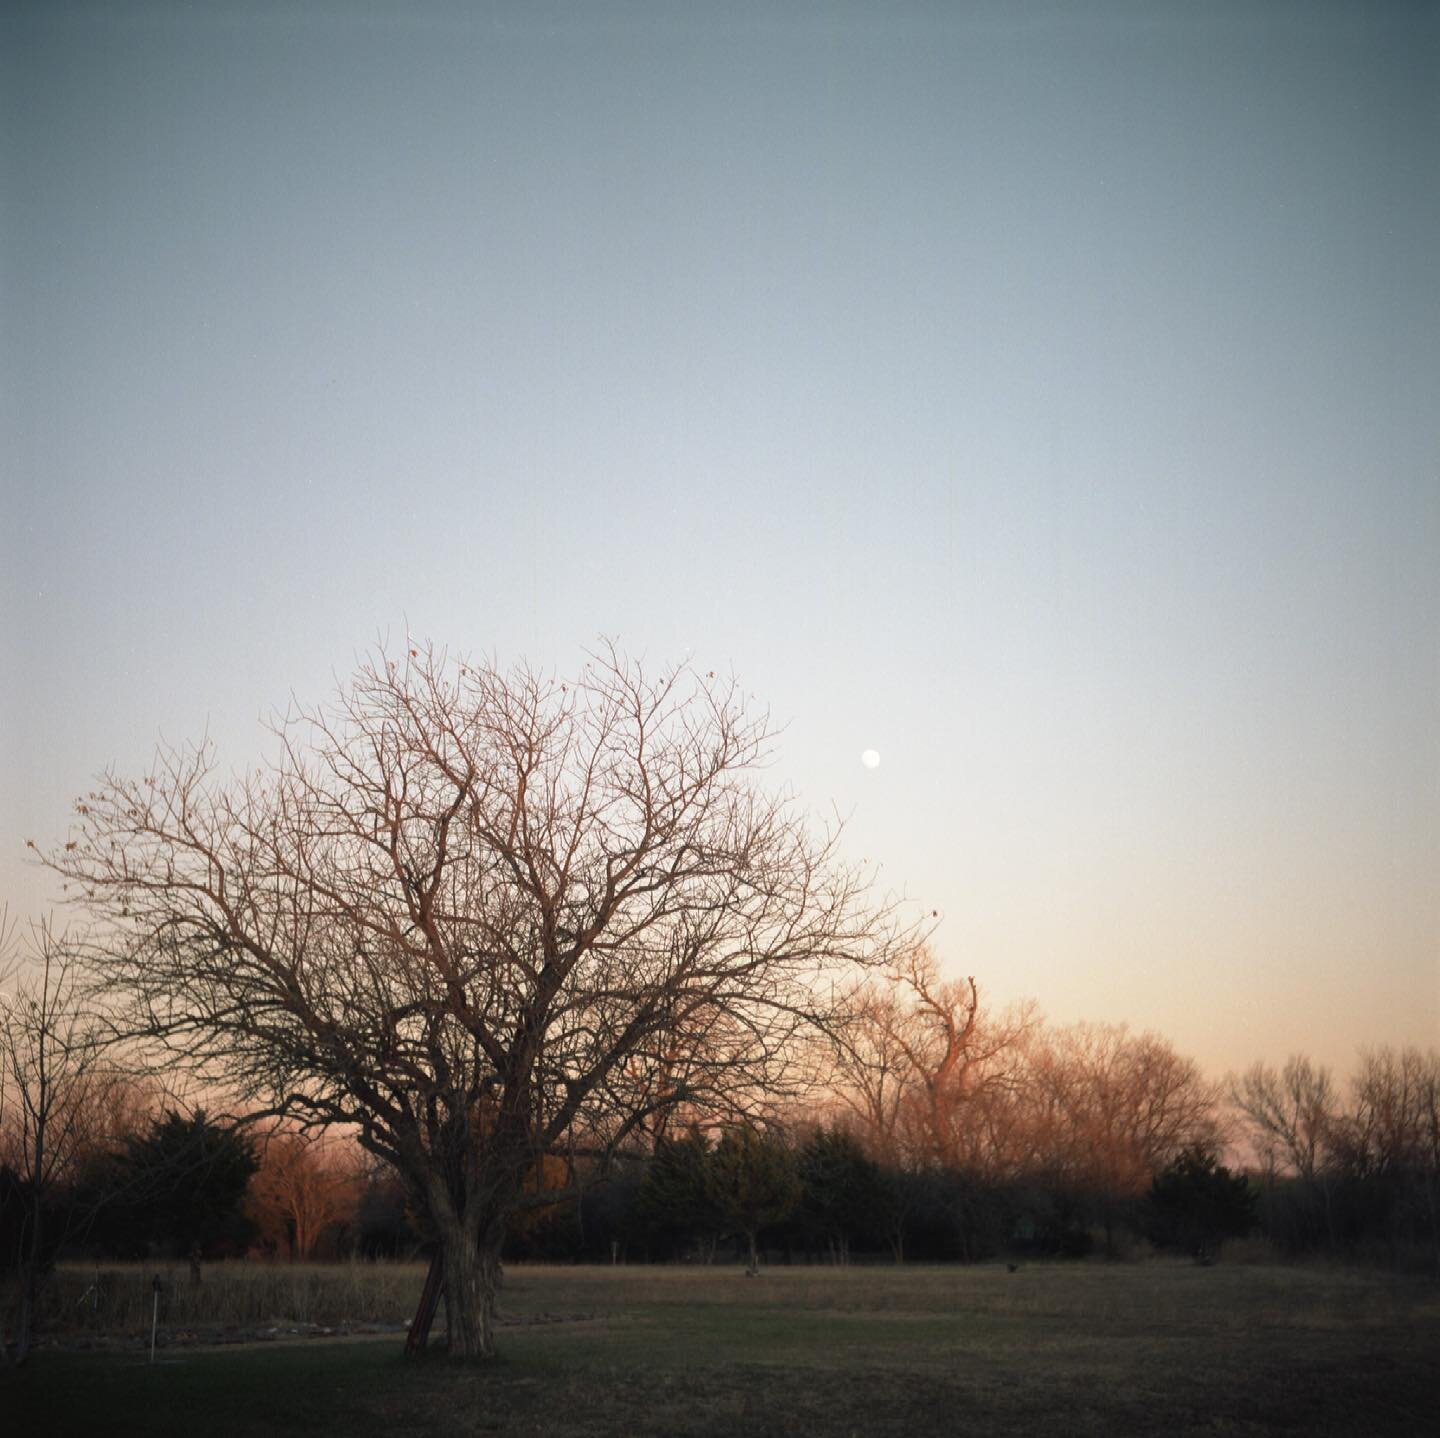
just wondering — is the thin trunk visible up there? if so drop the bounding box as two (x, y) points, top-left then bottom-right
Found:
(15, 1114), (45, 1365)
(1427, 1170), (1440, 1278)
(887, 1211), (906, 1263)
(15, 1279), (34, 1366)
(1320, 1173), (1337, 1252)
(13, 1199), (41, 1366)
(405, 1248), (446, 1357)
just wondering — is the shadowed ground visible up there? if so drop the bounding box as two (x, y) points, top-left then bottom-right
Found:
(5, 1262), (1436, 1436)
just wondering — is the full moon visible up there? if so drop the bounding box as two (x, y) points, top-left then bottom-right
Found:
(860, 749), (881, 769)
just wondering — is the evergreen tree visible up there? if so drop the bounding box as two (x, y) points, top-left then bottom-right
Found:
(636, 1127), (723, 1260)
(797, 1127), (881, 1262)
(99, 1110), (258, 1261)
(705, 1125), (799, 1273)
(1146, 1147), (1256, 1260)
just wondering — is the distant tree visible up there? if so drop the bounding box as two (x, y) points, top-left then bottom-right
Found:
(575, 1155), (646, 1263)
(1005, 1179), (1094, 1259)
(1146, 1147), (1256, 1259)
(104, 1109), (258, 1264)
(636, 1126), (723, 1261)
(706, 1125), (800, 1273)
(1327, 1047), (1440, 1268)
(1022, 1023), (1221, 1254)
(1230, 1056), (1336, 1183)
(0, 919), (120, 1365)
(1230, 1055), (1339, 1251)
(829, 948), (1032, 1171)
(889, 953), (1034, 1173)
(1331, 1048), (1439, 1181)
(506, 1151), (576, 1257)
(797, 1126), (880, 1263)
(871, 1163), (929, 1264)
(355, 1164), (418, 1258)
(245, 1130), (362, 1260)
(826, 979), (918, 1165)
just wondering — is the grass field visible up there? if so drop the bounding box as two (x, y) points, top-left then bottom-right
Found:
(5, 1260), (1437, 1436)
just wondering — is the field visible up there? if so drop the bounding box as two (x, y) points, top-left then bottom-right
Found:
(4, 1260), (1437, 1436)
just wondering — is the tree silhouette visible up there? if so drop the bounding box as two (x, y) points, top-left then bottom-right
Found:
(706, 1124), (800, 1273)
(46, 644), (904, 1358)
(101, 1109), (258, 1264)
(636, 1126), (722, 1261)
(1146, 1147), (1255, 1260)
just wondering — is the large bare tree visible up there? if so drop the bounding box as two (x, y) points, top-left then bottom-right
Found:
(44, 645), (904, 1358)
(829, 946), (1033, 1171)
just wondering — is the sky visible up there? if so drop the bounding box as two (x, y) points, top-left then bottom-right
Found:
(2, 0), (1436, 1084)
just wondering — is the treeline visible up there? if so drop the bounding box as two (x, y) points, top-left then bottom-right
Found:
(1232, 1049), (1440, 1266)
(524, 1122), (1258, 1267)
(549, 954), (1438, 1270)
(4, 943), (1437, 1285)
(0, 1103), (1250, 1275)
(0, 1102), (374, 1274)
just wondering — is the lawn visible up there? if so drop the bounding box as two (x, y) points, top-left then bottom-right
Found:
(5, 1261), (1436, 1436)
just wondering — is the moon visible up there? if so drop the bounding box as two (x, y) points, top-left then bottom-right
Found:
(860, 749), (881, 770)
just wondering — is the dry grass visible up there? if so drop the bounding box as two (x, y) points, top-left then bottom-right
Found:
(35, 1258), (427, 1336)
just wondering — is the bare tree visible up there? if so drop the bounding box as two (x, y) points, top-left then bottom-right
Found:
(246, 1129), (363, 1260)
(887, 950), (1034, 1172)
(829, 946), (1032, 1171)
(0, 920), (116, 1365)
(826, 978), (918, 1166)
(1230, 1056), (1336, 1182)
(1336, 1048), (1440, 1180)
(44, 644), (905, 1359)
(1021, 1022), (1221, 1253)
(1327, 1047), (1440, 1270)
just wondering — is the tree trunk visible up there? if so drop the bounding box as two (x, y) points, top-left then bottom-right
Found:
(439, 1222), (503, 1360)
(14, 1277), (35, 1366)
(7, 1200), (42, 1365)
(887, 1215), (905, 1264)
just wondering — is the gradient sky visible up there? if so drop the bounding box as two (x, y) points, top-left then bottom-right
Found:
(3, 1), (1436, 1082)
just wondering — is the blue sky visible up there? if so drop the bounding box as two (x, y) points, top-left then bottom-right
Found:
(3, 1), (1436, 1078)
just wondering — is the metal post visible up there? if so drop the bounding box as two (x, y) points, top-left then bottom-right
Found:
(150, 1274), (161, 1364)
